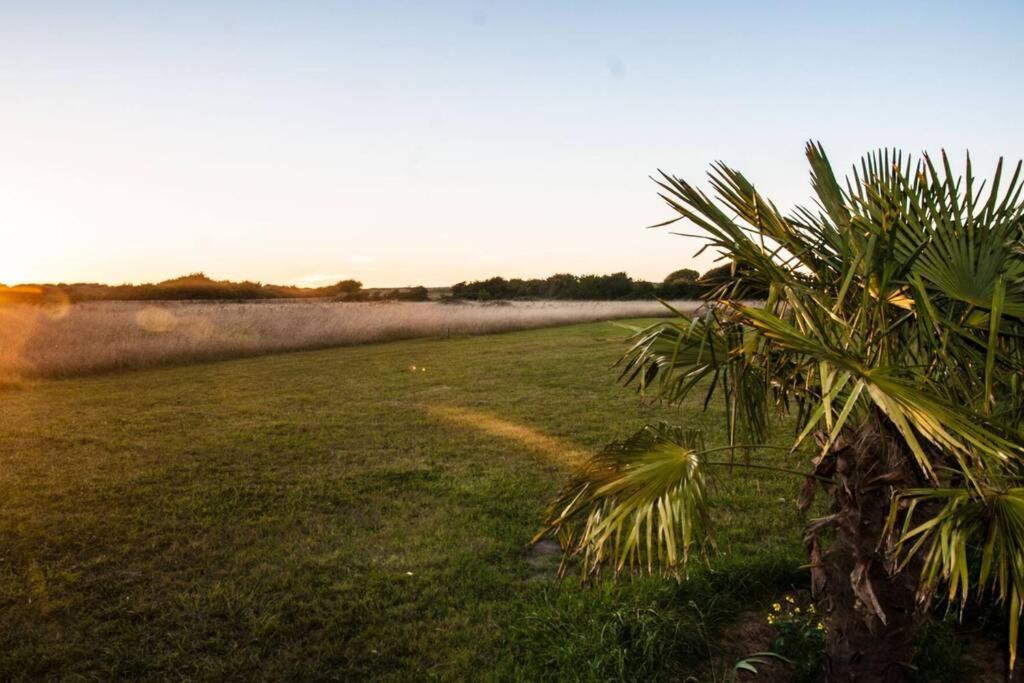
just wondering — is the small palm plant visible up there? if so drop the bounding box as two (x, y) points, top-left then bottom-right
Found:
(536, 143), (1024, 681)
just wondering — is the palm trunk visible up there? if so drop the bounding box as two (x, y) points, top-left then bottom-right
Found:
(804, 422), (927, 682)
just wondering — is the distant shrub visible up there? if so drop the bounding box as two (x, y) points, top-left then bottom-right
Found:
(335, 285), (429, 302)
(448, 268), (747, 302)
(664, 268), (699, 283)
(698, 262), (769, 298)
(390, 286), (429, 302)
(452, 272), (664, 301)
(653, 280), (703, 300)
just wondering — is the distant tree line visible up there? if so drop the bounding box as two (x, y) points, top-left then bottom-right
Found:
(451, 272), (651, 300)
(1, 264), (760, 306)
(449, 266), (742, 301)
(0, 273), (429, 305)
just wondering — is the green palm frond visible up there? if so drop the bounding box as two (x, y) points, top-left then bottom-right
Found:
(535, 422), (713, 578)
(891, 488), (1024, 669)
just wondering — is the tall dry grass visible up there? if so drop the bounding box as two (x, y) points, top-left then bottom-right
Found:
(0, 299), (704, 380)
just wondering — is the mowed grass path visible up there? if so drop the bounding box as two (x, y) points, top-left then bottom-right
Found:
(0, 321), (806, 681)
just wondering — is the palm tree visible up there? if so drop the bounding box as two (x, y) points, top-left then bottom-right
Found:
(536, 143), (1024, 681)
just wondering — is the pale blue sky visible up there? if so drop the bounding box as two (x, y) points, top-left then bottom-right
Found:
(2, 1), (1022, 286)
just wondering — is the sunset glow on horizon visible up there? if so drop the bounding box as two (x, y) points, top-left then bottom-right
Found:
(3, 1), (1023, 288)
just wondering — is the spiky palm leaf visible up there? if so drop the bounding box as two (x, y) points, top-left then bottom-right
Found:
(538, 142), (1024, 670)
(891, 487), (1024, 657)
(535, 423), (713, 577)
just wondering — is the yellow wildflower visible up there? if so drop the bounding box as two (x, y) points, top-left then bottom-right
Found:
(772, 603), (781, 612)
(785, 595), (795, 604)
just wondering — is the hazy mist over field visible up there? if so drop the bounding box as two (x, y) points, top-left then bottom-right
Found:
(0, 299), (703, 380)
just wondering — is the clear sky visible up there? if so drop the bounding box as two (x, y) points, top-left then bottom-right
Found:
(2, 1), (1023, 287)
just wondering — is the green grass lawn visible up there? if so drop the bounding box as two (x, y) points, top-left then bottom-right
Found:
(0, 320), (809, 681)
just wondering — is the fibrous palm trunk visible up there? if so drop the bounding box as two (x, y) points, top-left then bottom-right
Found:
(803, 422), (927, 682)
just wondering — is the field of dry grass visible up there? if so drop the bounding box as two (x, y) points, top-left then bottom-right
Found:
(0, 299), (703, 380)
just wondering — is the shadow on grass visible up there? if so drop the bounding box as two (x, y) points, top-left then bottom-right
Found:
(498, 554), (807, 682)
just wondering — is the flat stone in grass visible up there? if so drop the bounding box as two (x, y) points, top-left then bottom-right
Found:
(525, 539), (562, 580)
